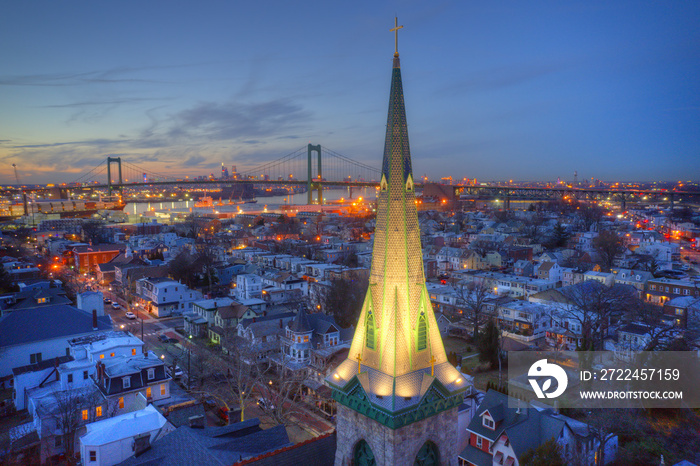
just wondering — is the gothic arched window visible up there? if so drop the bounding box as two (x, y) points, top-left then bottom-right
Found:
(417, 312), (427, 351)
(353, 439), (376, 466)
(414, 440), (439, 466)
(366, 311), (375, 350)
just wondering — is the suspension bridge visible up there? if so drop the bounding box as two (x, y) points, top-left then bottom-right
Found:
(9, 142), (700, 209)
(69, 144), (382, 205)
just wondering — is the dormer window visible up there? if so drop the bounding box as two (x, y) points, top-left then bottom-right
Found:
(483, 415), (495, 430)
(122, 377), (131, 389)
(147, 368), (155, 380)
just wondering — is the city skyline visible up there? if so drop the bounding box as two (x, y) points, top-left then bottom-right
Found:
(1, 1), (699, 185)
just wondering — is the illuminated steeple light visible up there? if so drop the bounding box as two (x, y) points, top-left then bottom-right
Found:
(329, 21), (468, 456)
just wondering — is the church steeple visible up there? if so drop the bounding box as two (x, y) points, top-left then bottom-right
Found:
(328, 20), (467, 437)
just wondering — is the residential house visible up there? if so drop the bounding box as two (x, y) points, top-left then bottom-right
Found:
(663, 296), (700, 328)
(458, 390), (616, 466)
(513, 260), (533, 277)
(611, 268), (653, 298)
(93, 351), (171, 412)
(79, 404), (173, 466)
(537, 261), (562, 282)
(116, 418), (291, 466)
(646, 278), (700, 306)
(0, 305), (111, 385)
(583, 271), (615, 287)
(136, 277), (202, 317)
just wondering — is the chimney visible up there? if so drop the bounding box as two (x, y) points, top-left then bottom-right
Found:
(92, 310), (98, 330)
(188, 414), (205, 429)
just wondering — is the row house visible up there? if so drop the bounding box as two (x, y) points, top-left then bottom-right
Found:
(561, 267), (588, 287)
(136, 277), (202, 317)
(277, 256), (316, 274)
(582, 271), (614, 287)
(663, 296), (700, 328)
(493, 275), (558, 298)
(302, 263), (343, 281)
(610, 268), (653, 298)
(645, 277), (700, 305)
(495, 301), (552, 341)
(234, 273), (262, 300)
(547, 310), (586, 350)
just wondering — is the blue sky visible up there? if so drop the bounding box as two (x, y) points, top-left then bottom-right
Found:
(1, 1), (698, 184)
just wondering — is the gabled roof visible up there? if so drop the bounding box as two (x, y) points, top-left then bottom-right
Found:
(0, 305), (111, 348)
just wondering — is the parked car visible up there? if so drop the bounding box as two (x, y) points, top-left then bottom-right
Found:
(125, 311), (136, 319)
(167, 365), (184, 378)
(103, 298), (111, 304)
(158, 334), (169, 342)
(111, 302), (120, 310)
(257, 398), (275, 410)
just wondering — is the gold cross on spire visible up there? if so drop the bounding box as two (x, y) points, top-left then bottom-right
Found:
(356, 353), (363, 374)
(429, 355), (436, 377)
(390, 17), (403, 57)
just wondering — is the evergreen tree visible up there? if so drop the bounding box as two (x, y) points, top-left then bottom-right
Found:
(477, 320), (500, 367)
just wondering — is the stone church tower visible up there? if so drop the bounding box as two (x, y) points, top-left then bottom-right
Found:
(328, 20), (468, 466)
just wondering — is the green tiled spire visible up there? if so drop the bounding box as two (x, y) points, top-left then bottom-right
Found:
(328, 25), (467, 428)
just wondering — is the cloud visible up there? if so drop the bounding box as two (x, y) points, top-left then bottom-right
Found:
(167, 98), (311, 142)
(437, 60), (567, 95)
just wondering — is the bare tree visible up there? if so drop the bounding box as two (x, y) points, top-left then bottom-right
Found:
(455, 281), (493, 340)
(49, 385), (104, 463)
(214, 334), (272, 423)
(257, 355), (307, 428)
(593, 230), (624, 272)
(558, 281), (637, 350)
(586, 409), (618, 466)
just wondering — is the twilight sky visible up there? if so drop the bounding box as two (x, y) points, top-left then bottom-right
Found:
(1, 1), (698, 185)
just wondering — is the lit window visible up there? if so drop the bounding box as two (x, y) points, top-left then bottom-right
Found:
(132, 348), (137, 356)
(99, 354), (104, 359)
(82, 409), (88, 421)
(303, 335), (309, 343)
(110, 352), (115, 357)
(119, 397), (124, 409)
(160, 384), (166, 396)
(146, 387), (152, 398)
(95, 406), (102, 417)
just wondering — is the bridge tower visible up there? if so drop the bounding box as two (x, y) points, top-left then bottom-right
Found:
(106, 157), (123, 196)
(307, 144), (322, 205)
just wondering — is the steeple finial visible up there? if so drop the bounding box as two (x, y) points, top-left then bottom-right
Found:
(390, 17), (403, 58)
